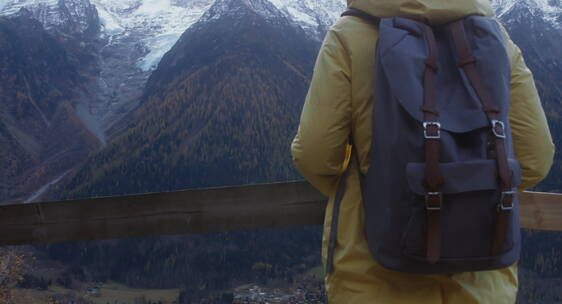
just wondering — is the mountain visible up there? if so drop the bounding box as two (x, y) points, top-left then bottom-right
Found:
(1, 0), (217, 137)
(493, 0), (562, 29)
(53, 0), (317, 199)
(0, 10), (101, 203)
(37, 0), (323, 297)
(0, 0), (101, 70)
(0, 0), (557, 135)
(0, 0), (345, 133)
(0, 0), (345, 202)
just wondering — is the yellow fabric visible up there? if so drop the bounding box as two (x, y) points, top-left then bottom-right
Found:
(291, 0), (555, 303)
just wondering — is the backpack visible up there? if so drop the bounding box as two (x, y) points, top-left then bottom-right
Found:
(327, 9), (522, 274)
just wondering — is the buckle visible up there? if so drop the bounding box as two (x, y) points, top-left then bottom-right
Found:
(491, 120), (506, 139)
(423, 122), (441, 139)
(497, 190), (515, 211)
(425, 192), (442, 210)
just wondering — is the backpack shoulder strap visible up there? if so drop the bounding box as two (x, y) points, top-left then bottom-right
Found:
(341, 8), (381, 26)
(448, 20), (515, 256)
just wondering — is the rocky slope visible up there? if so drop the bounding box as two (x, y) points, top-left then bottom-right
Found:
(0, 10), (101, 202)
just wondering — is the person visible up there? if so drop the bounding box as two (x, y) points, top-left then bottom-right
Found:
(290, 0), (555, 303)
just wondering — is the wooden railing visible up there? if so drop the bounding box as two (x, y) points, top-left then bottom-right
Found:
(0, 181), (560, 246)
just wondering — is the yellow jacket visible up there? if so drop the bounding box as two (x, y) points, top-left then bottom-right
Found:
(291, 0), (555, 303)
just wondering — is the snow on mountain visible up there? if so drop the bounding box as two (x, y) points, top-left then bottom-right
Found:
(0, 0), (214, 71)
(0, 0), (98, 36)
(201, 0), (287, 23)
(491, 0), (561, 27)
(269, 0), (345, 38)
(197, 0), (345, 40)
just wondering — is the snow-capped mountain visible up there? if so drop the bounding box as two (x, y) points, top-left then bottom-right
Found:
(0, 0), (99, 36)
(0, 0), (345, 133)
(89, 0), (343, 73)
(270, 0), (344, 37)
(491, 0), (561, 28)
(0, 0), (558, 145)
(200, 0), (290, 24)
(0, 0), (343, 72)
(0, 0), (215, 132)
(1, 0), (558, 97)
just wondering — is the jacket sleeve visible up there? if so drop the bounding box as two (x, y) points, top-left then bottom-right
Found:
(291, 29), (352, 196)
(501, 26), (555, 190)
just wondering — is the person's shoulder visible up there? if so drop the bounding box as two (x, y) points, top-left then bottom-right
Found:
(332, 14), (378, 36)
(327, 16), (378, 48)
(324, 14), (378, 56)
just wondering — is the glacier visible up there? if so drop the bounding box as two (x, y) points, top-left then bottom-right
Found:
(92, 0), (214, 71)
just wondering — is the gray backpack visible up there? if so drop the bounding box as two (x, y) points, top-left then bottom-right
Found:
(327, 9), (521, 274)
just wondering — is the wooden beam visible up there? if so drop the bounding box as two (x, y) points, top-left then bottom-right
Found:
(519, 191), (562, 232)
(0, 182), (560, 246)
(0, 181), (326, 246)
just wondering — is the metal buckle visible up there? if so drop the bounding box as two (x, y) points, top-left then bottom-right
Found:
(425, 192), (442, 210)
(423, 122), (441, 139)
(498, 190), (515, 211)
(491, 120), (506, 139)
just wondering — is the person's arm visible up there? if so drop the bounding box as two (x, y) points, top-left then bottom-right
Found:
(291, 29), (352, 196)
(500, 26), (555, 190)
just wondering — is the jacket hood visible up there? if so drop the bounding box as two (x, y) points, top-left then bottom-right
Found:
(348, 0), (495, 25)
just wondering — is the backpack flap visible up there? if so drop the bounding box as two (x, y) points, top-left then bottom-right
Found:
(377, 17), (510, 134)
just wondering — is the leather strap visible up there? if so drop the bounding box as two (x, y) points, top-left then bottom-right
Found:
(449, 20), (514, 256)
(326, 158), (349, 274)
(326, 138), (357, 274)
(420, 24), (444, 264)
